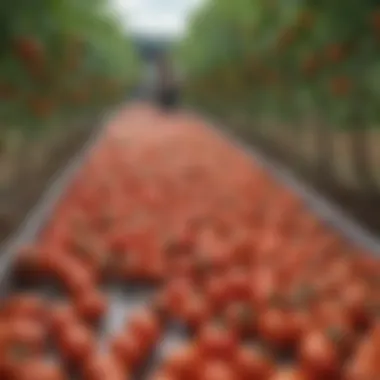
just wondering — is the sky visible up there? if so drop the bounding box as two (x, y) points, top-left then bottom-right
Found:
(111, 0), (204, 38)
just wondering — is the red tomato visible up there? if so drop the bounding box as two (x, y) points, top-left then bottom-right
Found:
(224, 302), (256, 336)
(49, 303), (78, 336)
(249, 268), (277, 309)
(257, 307), (298, 350)
(110, 332), (146, 370)
(197, 323), (238, 360)
(58, 323), (95, 365)
(14, 359), (66, 380)
(341, 280), (370, 328)
(2, 295), (46, 321)
(201, 361), (234, 380)
(269, 367), (308, 380)
(163, 278), (193, 316)
(205, 275), (229, 311)
(12, 36), (44, 65)
(148, 370), (176, 380)
(8, 319), (46, 354)
(74, 290), (107, 324)
(298, 328), (341, 377)
(180, 295), (212, 331)
(0, 341), (37, 378)
(53, 255), (95, 296)
(225, 268), (250, 301)
(163, 343), (202, 379)
(233, 345), (274, 379)
(83, 353), (127, 380)
(126, 309), (161, 349)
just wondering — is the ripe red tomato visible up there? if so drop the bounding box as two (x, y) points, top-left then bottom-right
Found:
(180, 294), (212, 331)
(8, 319), (47, 354)
(197, 322), (238, 360)
(341, 280), (370, 328)
(224, 302), (256, 336)
(163, 343), (202, 379)
(83, 353), (127, 380)
(53, 255), (95, 296)
(233, 345), (274, 379)
(49, 303), (78, 336)
(0, 341), (36, 379)
(148, 370), (176, 380)
(162, 278), (193, 316)
(249, 268), (277, 309)
(201, 361), (235, 380)
(298, 328), (340, 377)
(269, 366), (308, 380)
(126, 309), (161, 349)
(205, 274), (229, 311)
(74, 289), (107, 324)
(225, 268), (250, 301)
(58, 323), (95, 365)
(12, 36), (44, 66)
(2, 295), (46, 321)
(257, 307), (298, 350)
(13, 359), (66, 380)
(110, 332), (146, 370)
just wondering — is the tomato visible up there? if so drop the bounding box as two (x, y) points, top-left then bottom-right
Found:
(180, 294), (212, 331)
(163, 343), (202, 379)
(224, 302), (256, 336)
(148, 370), (176, 380)
(341, 280), (370, 328)
(257, 307), (298, 350)
(205, 274), (229, 311)
(110, 332), (146, 370)
(161, 278), (193, 317)
(49, 303), (78, 336)
(343, 334), (379, 380)
(197, 322), (238, 359)
(74, 289), (107, 324)
(2, 295), (46, 321)
(126, 309), (161, 349)
(201, 361), (234, 380)
(249, 268), (277, 309)
(53, 255), (95, 296)
(58, 323), (95, 365)
(8, 319), (46, 354)
(233, 345), (274, 380)
(269, 367), (308, 380)
(0, 341), (37, 379)
(168, 255), (194, 280)
(313, 301), (356, 355)
(12, 36), (44, 65)
(225, 268), (250, 301)
(230, 237), (254, 267)
(0, 320), (10, 344)
(287, 308), (314, 345)
(298, 328), (340, 376)
(14, 359), (66, 380)
(0, 317), (46, 378)
(83, 353), (127, 380)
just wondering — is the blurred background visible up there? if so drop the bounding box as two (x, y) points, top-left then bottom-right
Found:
(1, 0), (380, 241)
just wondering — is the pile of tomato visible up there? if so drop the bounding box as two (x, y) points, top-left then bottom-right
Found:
(0, 106), (379, 379)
